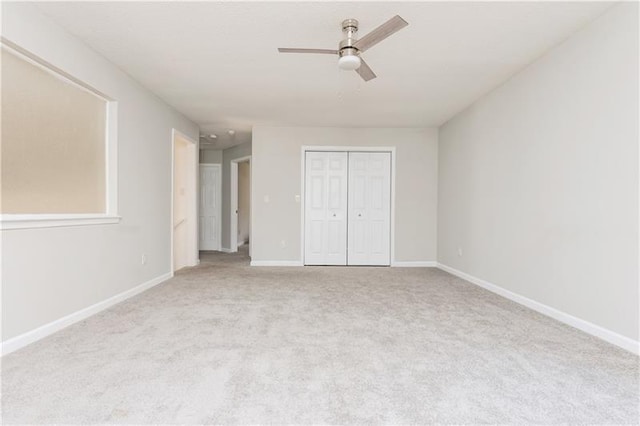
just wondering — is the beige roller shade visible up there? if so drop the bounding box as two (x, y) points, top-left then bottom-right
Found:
(1, 47), (106, 214)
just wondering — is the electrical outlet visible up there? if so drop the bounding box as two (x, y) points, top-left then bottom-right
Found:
(280, 240), (287, 249)
(141, 254), (147, 265)
(295, 195), (300, 203)
(457, 248), (463, 257)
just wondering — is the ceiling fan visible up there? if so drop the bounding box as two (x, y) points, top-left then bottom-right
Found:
(278, 15), (409, 82)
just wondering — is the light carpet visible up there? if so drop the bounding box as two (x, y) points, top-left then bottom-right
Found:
(2, 248), (638, 424)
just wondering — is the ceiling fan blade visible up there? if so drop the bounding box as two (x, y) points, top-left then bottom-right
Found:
(353, 15), (408, 53)
(356, 58), (376, 82)
(278, 48), (338, 54)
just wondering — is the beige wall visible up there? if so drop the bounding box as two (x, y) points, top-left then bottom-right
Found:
(251, 126), (438, 263)
(238, 161), (250, 245)
(438, 3), (638, 341)
(173, 137), (189, 270)
(1, 48), (106, 214)
(2, 3), (199, 341)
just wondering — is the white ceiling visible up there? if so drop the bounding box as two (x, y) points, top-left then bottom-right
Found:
(35, 1), (611, 150)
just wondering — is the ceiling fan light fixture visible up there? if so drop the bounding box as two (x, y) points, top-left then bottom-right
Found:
(338, 54), (361, 71)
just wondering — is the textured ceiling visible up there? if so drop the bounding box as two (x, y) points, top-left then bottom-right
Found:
(35, 1), (611, 150)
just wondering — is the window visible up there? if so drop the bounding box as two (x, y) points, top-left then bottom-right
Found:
(1, 42), (118, 229)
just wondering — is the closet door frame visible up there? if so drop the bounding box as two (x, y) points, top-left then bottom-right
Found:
(300, 146), (396, 266)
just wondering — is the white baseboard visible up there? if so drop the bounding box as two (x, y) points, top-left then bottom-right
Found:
(220, 247), (233, 253)
(392, 261), (437, 267)
(250, 260), (437, 267)
(1, 272), (172, 356)
(437, 263), (639, 355)
(250, 260), (303, 267)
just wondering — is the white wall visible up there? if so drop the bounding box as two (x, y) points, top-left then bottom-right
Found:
(199, 149), (222, 164)
(438, 3), (638, 342)
(1, 3), (199, 342)
(221, 142), (252, 250)
(251, 127), (438, 263)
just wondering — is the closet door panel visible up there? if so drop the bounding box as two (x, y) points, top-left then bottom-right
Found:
(348, 152), (391, 266)
(324, 152), (348, 264)
(305, 154), (327, 264)
(304, 151), (348, 265)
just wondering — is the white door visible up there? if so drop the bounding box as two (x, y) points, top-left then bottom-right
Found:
(199, 164), (221, 250)
(348, 152), (391, 265)
(304, 151), (348, 265)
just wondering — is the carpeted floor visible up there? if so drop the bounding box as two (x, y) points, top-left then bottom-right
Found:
(2, 247), (638, 424)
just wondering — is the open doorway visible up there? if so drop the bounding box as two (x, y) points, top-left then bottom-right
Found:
(230, 156), (251, 256)
(172, 129), (198, 273)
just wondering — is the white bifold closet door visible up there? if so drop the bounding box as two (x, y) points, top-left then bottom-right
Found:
(348, 152), (391, 265)
(304, 151), (349, 265)
(305, 151), (391, 266)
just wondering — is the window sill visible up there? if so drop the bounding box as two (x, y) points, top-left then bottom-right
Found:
(0, 214), (121, 230)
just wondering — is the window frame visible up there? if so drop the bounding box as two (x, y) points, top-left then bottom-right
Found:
(0, 39), (120, 230)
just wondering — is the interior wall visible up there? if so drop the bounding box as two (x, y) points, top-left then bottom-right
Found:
(238, 161), (251, 245)
(1, 3), (199, 341)
(221, 141), (252, 250)
(438, 3), (638, 341)
(173, 137), (189, 270)
(199, 149), (222, 164)
(251, 127), (438, 263)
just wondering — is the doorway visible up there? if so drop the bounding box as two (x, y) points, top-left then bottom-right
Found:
(172, 129), (198, 273)
(230, 156), (251, 255)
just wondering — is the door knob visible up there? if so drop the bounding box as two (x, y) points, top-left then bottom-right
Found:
(332, 213), (337, 217)
(358, 213), (362, 217)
